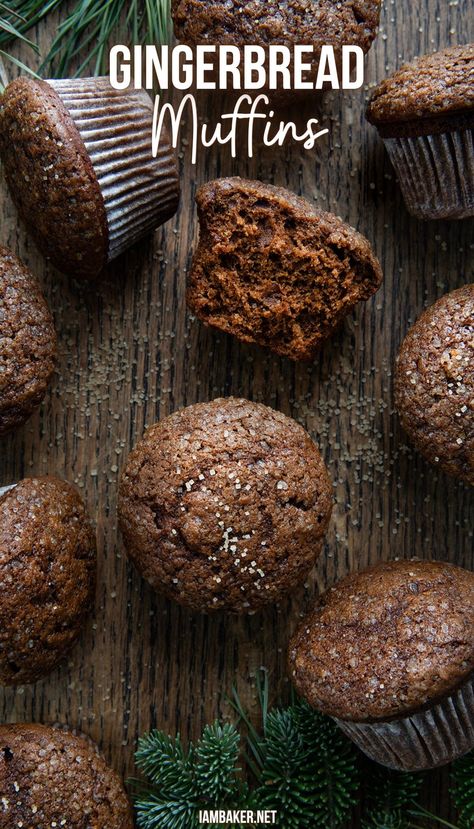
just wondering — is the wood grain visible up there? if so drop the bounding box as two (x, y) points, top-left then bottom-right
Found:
(0, 0), (473, 824)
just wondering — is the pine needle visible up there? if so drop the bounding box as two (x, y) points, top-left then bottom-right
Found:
(0, 2), (39, 90)
(0, 0), (171, 79)
(451, 750), (474, 829)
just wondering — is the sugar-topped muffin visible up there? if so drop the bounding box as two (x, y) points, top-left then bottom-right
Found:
(118, 397), (333, 612)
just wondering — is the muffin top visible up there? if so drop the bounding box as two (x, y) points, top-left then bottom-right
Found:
(119, 397), (333, 613)
(394, 284), (474, 486)
(0, 247), (56, 436)
(0, 78), (108, 278)
(289, 559), (474, 722)
(367, 44), (474, 133)
(172, 0), (380, 55)
(0, 724), (133, 828)
(0, 477), (96, 685)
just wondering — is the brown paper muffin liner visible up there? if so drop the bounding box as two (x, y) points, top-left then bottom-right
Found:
(384, 128), (474, 220)
(49, 78), (179, 261)
(335, 674), (474, 771)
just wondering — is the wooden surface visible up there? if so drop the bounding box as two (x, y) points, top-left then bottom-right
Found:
(0, 0), (473, 824)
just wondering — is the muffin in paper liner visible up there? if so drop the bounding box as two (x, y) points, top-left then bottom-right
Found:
(288, 559), (474, 772)
(336, 673), (474, 771)
(383, 128), (474, 220)
(0, 76), (179, 278)
(366, 44), (474, 221)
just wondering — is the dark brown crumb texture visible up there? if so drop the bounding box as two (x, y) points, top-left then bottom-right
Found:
(367, 44), (474, 137)
(0, 477), (96, 685)
(0, 246), (56, 436)
(172, 0), (381, 58)
(395, 284), (474, 486)
(289, 559), (474, 723)
(187, 178), (382, 361)
(0, 78), (108, 278)
(0, 723), (134, 828)
(118, 397), (333, 613)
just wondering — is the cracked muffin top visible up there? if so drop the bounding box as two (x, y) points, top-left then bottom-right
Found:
(0, 246), (56, 436)
(394, 284), (474, 486)
(367, 44), (474, 134)
(0, 476), (96, 685)
(289, 559), (474, 722)
(118, 397), (333, 613)
(0, 724), (133, 828)
(172, 0), (381, 56)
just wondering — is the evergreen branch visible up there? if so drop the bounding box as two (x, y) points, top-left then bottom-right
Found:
(364, 764), (423, 814)
(0, 0), (171, 79)
(195, 722), (241, 803)
(0, 2), (39, 89)
(133, 675), (473, 829)
(42, 0), (172, 77)
(452, 751), (474, 829)
(0, 0), (62, 46)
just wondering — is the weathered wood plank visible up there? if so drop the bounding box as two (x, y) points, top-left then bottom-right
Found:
(0, 1), (473, 824)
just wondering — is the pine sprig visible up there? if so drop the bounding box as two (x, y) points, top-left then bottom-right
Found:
(0, 0), (171, 79)
(251, 700), (359, 829)
(365, 764), (422, 813)
(452, 750), (474, 829)
(133, 673), (474, 829)
(0, 2), (38, 90)
(133, 723), (247, 829)
(195, 722), (241, 803)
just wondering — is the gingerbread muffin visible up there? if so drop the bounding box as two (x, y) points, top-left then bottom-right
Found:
(0, 477), (96, 685)
(0, 723), (133, 828)
(367, 44), (474, 219)
(187, 178), (383, 361)
(118, 397), (333, 612)
(0, 77), (179, 278)
(394, 284), (473, 486)
(289, 559), (474, 770)
(0, 247), (56, 436)
(172, 0), (381, 97)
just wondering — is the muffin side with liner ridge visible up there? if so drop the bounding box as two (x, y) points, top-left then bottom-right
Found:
(0, 77), (180, 278)
(0, 723), (133, 828)
(187, 178), (383, 361)
(0, 246), (56, 436)
(394, 284), (473, 486)
(289, 559), (474, 770)
(0, 477), (96, 685)
(367, 44), (474, 220)
(172, 0), (381, 98)
(118, 397), (333, 613)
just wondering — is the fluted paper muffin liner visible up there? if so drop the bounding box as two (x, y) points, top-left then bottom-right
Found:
(384, 128), (474, 220)
(335, 673), (474, 771)
(49, 77), (179, 260)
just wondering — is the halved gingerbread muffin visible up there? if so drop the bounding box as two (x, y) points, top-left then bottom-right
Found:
(187, 178), (382, 360)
